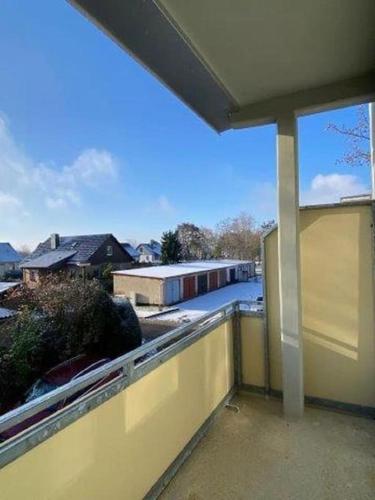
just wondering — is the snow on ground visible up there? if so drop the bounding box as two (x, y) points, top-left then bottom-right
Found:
(154, 278), (263, 323)
(133, 306), (179, 319)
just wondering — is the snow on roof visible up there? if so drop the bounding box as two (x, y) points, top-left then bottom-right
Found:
(113, 259), (252, 279)
(20, 250), (77, 269)
(121, 243), (140, 259)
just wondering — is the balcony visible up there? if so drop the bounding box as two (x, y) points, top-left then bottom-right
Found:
(1, 207), (374, 497)
(1, 1), (374, 498)
(160, 393), (374, 500)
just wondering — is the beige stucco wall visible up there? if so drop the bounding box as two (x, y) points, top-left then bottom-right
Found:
(265, 203), (375, 407)
(1, 320), (234, 500)
(113, 274), (163, 305)
(241, 315), (265, 388)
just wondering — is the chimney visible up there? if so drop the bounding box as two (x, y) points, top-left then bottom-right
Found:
(50, 233), (60, 250)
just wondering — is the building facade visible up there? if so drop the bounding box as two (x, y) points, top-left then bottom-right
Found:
(137, 240), (161, 264)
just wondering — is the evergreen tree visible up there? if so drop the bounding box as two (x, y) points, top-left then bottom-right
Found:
(161, 230), (182, 264)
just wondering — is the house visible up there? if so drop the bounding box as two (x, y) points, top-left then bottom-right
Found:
(21, 233), (134, 287)
(121, 243), (140, 262)
(113, 259), (255, 306)
(0, 243), (21, 279)
(137, 240), (161, 264)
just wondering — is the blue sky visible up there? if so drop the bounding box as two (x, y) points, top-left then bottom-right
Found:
(0, 1), (371, 249)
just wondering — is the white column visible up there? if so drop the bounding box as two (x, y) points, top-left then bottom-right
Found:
(277, 112), (304, 419)
(370, 103), (375, 199)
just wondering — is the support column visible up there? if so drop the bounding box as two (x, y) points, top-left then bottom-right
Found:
(276, 112), (304, 419)
(370, 103), (375, 199)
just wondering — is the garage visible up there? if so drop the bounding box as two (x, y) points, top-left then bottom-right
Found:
(183, 276), (196, 300)
(164, 278), (180, 305)
(197, 273), (208, 294)
(113, 259), (254, 306)
(209, 271), (218, 290)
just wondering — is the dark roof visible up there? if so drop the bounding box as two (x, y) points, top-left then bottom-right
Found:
(23, 234), (120, 268)
(121, 243), (139, 260)
(20, 250), (77, 270)
(0, 243), (21, 264)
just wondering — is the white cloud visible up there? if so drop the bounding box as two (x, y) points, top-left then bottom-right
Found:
(301, 173), (368, 205)
(156, 195), (175, 214)
(64, 149), (118, 187)
(45, 197), (68, 210)
(0, 191), (22, 210)
(0, 116), (118, 213)
(246, 173), (369, 223)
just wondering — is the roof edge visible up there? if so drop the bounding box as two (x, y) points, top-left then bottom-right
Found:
(68, 0), (236, 132)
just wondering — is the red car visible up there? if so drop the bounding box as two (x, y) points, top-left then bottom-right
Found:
(0, 354), (116, 441)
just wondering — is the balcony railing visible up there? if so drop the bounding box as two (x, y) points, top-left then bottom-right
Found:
(0, 299), (246, 470)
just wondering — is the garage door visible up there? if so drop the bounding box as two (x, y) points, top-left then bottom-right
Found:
(197, 273), (208, 294)
(209, 271), (218, 290)
(230, 268), (236, 283)
(219, 269), (227, 287)
(164, 278), (180, 305)
(183, 276), (196, 300)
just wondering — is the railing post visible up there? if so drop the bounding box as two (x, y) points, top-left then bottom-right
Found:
(233, 302), (242, 388)
(261, 234), (271, 397)
(123, 360), (134, 383)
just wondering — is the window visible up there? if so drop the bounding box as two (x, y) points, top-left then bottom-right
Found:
(29, 270), (36, 282)
(106, 245), (113, 256)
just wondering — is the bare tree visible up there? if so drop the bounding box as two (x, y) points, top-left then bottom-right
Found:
(199, 227), (217, 259)
(215, 212), (260, 260)
(177, 222), (208, 260)
(260, 220), (276, 233)
(327, 105), (370, 168)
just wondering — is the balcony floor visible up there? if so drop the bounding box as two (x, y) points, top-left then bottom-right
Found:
(160, 393), (375, 500)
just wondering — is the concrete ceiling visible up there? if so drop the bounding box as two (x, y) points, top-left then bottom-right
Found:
(69, 0), (375, 131)
(160, 0), (374, 106)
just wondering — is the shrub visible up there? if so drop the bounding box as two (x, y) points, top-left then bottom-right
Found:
(103, 300), (142, 357)
(0, 276), (142, 412)
(99, 263), (114, 293)
(0, 309), (48, 411)
(3, 269), (22, 281)
(33, 276), (142, 359)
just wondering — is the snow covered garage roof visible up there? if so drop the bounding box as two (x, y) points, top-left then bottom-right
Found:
(113, 260), (251, 280)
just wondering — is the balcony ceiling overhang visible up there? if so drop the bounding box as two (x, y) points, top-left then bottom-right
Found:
(69, 0), (375, 132)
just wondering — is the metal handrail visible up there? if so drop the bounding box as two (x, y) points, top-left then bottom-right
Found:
(0, 300), (238, 435)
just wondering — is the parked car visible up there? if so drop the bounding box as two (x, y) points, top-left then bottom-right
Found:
(250, 296), (264, 313)
(0, 354), (117, 442)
